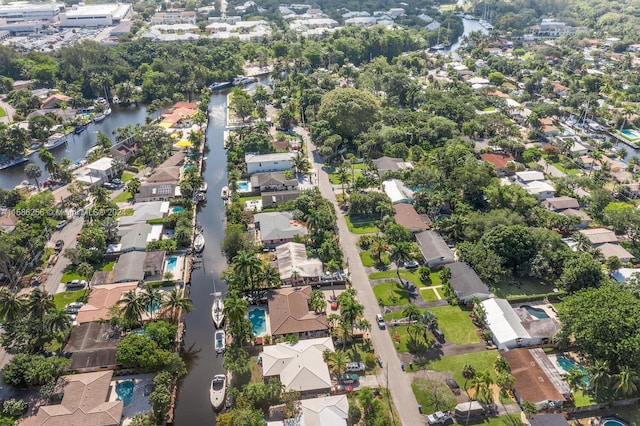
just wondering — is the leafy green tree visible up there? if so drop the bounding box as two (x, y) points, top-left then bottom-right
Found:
(127, 177), (140, 197)
(128, 413), (155, 426)
(222, 223), (251, 261)
(317, 88), (380, 141)
(149, 371), (172, 424)
(559, 252), (602, 293)
(144, 321), (177, 351)
(2, 399), (27, 417)
(309, 289), (326, 313)
(229, 88), (254, 122)
(2, 354), (70, 388)
(521, 401), (537, 418)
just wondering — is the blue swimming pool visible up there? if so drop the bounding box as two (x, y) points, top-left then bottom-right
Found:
(172, 206), (184, 214)
(601, 417), (629, 426)
(248, 308), (266, 336)
(557, 356), (591, 387)
(563, 127), (575, 136)
(115, 380), (135, 407)
(133, 328), (146, 336)
(237, 181), (250, 192)
(166, 256), (178, 272)
(620, 129), (640, 139)
(520, 305), (550, 319)
(146, 301), (161, 313)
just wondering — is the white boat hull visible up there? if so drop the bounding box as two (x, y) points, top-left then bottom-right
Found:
(210, 375), (226, 411)
(212, 292), (225, 328)
(215, 330), (226, 354)
(194, 232), (205, 253)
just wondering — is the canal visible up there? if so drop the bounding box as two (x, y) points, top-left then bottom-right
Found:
(173, 92), (229, 425)
(0, 105), (147, 189)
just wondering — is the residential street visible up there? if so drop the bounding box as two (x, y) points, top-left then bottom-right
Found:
(297, 126), (425, 426)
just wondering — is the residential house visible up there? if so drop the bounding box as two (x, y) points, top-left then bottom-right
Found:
(480, 152), (515, 176)
(245, 153), (295, 175)
(382, 179), (414, 204)
(579, 228), (633, 261)
(261, 190), (301, 209)
(552, 82), (569, 97)
(250, 171), (298, 193)
(254, 211), (307, 247)
(260, 337), (334, 395)
(109, 135), (138, 162)
(41, 93), (72, 109)
(117, 201), (170, 227)
(112, 251), (149, 283)
(267, 286), (329, 339)
(21, 371), (123, 426)
(415, 231), (454, 268)
(75, 157), (116, 187)
(481, 298), (560, 350)
(393, 203), (431, 233)
(118, 223), (162, 253)
(136, 168), (182, 201)
(503, 348), (570, 410)
(515, 171), (545, 183)
(159, 101), (198, 128)
(529, 414), (571, 426)
(76, 282), (139, 324)
(447, 262), (492, 304)
(514, 171), (555, 200)
(275, 243), (323, 284)
(267, 395), (348, 426)
(0, 208), (18, 233)
(63, 322), (122, 373)
(542, 196), (592, 227)
(372, 156), (413, 175)
(540, 118), (560, 137)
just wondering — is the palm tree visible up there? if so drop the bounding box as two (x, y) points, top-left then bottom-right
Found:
(232, 251), (261, 292)
(375, 201), (393, 220)
(38, 148), (59, 180)
(292, 151), (310, 177)
(46, 309), (72, 335)
(324, 350), (348, 376)
(571, 232), (592, 252)
(389, 241), (412, 279)
(223, 292), (249, 326)
(24, 163), (42, 189)
(118, 290), (145, 324)
(141, 286), (163, 320)
(471, 370), (494, 405)
(402, 304), (421, 322)
(462, 364), (476, 394)
(27, 288), (55, 320)
(614, 366), (639, 397)
(421, 310), (438, 331)
(369, 236), (388, 264)
(588, 360), (610, 400)
(163, 289), (193, 324)
(0, 289), (25, 323)
(408, 321), (426, 342)
(563, 367), (587, 394)
(90, 186), (110, 207)
(337, 165), (349, 196)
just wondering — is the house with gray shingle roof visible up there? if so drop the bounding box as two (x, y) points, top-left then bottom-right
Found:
(254, 211), (307, 247)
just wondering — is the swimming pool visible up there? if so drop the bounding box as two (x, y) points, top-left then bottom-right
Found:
(133, 328), (146, 336)
(563, 127), (575, 136)
(248, 308), (266, 336)
(237, 180), (251, 192)
(115, 380), (135, 407)
(172, 206), (184, 214)
(520, 305), (550, 319)
(166, 256), (178, 272)
(146, 300), (161, 313)
(601, 417), (629, 426)
(557, 355), (590, 387)
(620, 128), (640, 139)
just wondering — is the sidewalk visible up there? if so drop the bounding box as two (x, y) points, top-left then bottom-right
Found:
(297, 125), (425, 426)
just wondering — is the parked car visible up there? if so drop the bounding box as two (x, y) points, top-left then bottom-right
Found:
(331, 384), (353, 394)
(404, 260), (419, 269)
(65, 302), (84, 314)
(445, 378), (460, 395)
(345, 362), (366, 373)
(432, 328), (445, 343)
(376, 313), (386, 329)
(338, 374), (359, 384)
(54, 240), (64, 251)
(103, 182), (116, 190)
(111, 178), (122, 186)
(55, 220), (68, 231)
(427, 410), (454, 425)
(66, 279), (87, 289)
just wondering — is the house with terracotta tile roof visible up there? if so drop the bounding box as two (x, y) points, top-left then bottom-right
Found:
(393, 203), (431, 233)
(76, 282), (139, 323)
(41, 93), (72, 109)
(267, 286), (329, 339)
(21, 371), (123, 426)
(480, 152), (515, 176)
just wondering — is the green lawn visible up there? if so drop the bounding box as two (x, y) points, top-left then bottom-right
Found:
(428, 351), (501, 389)
(359, 250), (390, 267)
(368, 269), (437, 286)
(345, 215), (379, 234)
(573, 389), (596, 407)
(420, 288), (439, 302)
(61, 260), (114, 282)
(121, 171), (135, 182)
(431, 305), (481, 345)
(373, 282), (410, 306)
(550, 160), (580, 176)
(384, 310), (433, 353)
(53, 289), (88, 310)
(0, 107), (5, 118)
(349, 387), (398, 424)
(493, 278), (555, 299)
(99, 260), (116, 271)
(113, 190), (133, 203)
(412, 379), (457, 413)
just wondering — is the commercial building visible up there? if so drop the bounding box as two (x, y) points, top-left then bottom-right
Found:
(60, 3), (131, 27)
(0, 3), (62, 23)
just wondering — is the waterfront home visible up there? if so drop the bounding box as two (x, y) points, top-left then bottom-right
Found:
(75, 157), (117, 187)
(261, 190), (301, 208)
(503, 348), (570, 411)
(136, 168), (182, 201)
(480, 152), (515, 176)
(110, 250), (166, 283)
(415, 230), (455, 268)
(260, 337), (334, 395)
(447, 262), (492, 304)
(253, 211), (307, 247)
(117, 201), (170, 226)
(109, 135), (138, 161)
(274, 243), (323, 285)
(40, 93), (72, 109)
(160, 101), (198, 128)
(76, 282), (139, 323)
(382, 179), (414, 204)
(250, 171), (298, 193)
(245, 153), (295, 175)
(393, 203), (431, 233)
(481, 298), (559, 350)
(267, 286), (329, 339)
(117, 223), (162, 253)
(268, 395), (348, 426)
(21, 371), (123, 426)
(63, 322), (122, 373)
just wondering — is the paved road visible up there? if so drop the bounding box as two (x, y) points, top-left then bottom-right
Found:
(0, 96), (15, 124)
(297, 126), (425, 426)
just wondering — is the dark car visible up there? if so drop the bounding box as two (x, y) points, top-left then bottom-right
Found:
(338, 374), (359, 384)
(111, 178), (122, 186)
(103, 182), (116, 190)
(445, 378), (461, 395)
(432, 328), (445, 343)
(54, 240), (64, 251)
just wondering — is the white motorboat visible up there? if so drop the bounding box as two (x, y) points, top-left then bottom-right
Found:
(199, 182), (208, 192)
(215, 330), (226, 354)
(211, 291), (225, 328)
(104, 106), (112, 116)
(93, 112), (105, 122)
(193, 232), (205, 253)
(44, 133), (67, 150)
(221, 186), (229, 200)
(209, 374), (226, 411)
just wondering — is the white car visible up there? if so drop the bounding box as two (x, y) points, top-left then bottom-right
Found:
(376, 313), (386, 329)
(345, 362), (366, 373)
(427, 411), (454, 425)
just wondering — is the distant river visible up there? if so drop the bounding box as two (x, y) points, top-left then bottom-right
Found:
(0, 105), (148, 189)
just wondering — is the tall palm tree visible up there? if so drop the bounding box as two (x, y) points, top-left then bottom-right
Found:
(292, 151), (310, 177)
(232, 251), (261, 292)
(46, 309), (72, 335)
(223, 292), (249, 326)
(337, 165), (349, 196)
(118, 290), (145, 324)
(324, 350), (348, 377)
(0, 289), (25, 323)
(389, 241), (412, 279)
(402, 304), (421, 322)
(27, 288), (55, 320)
(614, 367), (639, 397)
(375, 201), (393, 220)
(140, 286), (163, 320)
(588, 360), (610, 400)
(38, 148), (59, 180)
(462, 364), (476, 395)
(563, 367), (587, 394)
(471, 370), (494, 405)
(571, 232), (592, 253)
(163, 289), (193, 324)
(369, 236), (388, 265)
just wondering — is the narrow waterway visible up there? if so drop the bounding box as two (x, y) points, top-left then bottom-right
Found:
(173, 92), (228, 425)
(0, 105), (148, 189)
(446, 17), (489, 59)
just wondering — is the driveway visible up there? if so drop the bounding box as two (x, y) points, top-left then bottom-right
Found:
(0, 96), (15, 124)
(297, 126), (425, 426)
